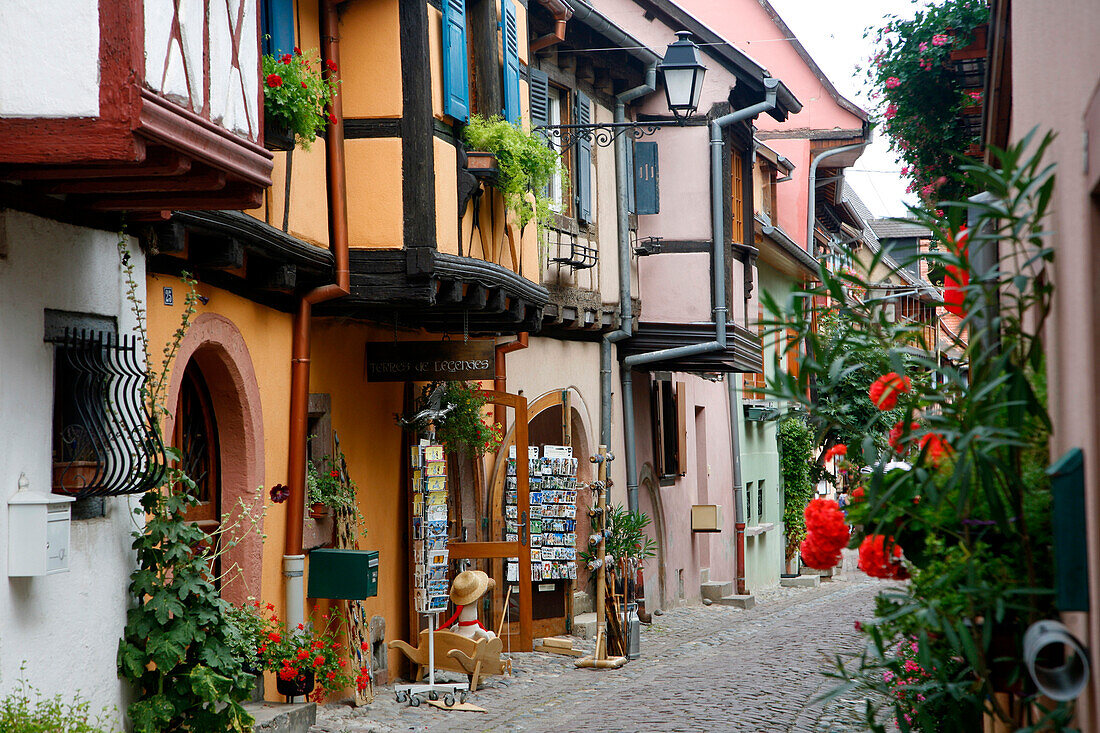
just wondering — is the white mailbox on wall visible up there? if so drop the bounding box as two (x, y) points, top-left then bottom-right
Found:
(8, 473), (75, 576)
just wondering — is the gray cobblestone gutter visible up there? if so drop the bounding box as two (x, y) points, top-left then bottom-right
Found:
(312, 565), (889, 733)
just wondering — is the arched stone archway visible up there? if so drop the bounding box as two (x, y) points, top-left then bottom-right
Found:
(163, 313), (265, 606)
(638, 462), (668, 610)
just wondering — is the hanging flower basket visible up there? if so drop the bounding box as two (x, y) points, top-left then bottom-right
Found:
(263, 117), (295, 152)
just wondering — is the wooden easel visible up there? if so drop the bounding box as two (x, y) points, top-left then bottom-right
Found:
(575, 445), (626, 670)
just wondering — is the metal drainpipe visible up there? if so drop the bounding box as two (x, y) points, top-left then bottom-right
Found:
(805, 142), (866, 253)
(284, 0), (350, 636)
(621, 79), (779, 513)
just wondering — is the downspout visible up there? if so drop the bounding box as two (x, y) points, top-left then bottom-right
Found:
(621, 79), (779, 513)
(530, 0), (573, 54)
(284, 0), (350, 633)
(805, 142), (865, 253)
(592, 65), (656, 536)
(494, 332), (528, 428)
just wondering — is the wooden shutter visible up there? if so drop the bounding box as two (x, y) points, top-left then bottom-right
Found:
(442, 0), (470, 122)
(500, 0), (521, 123)
(730, 146), (744, 245)
(528, 68), (549, 128)
(633, 141), (659, 215)
(575, 90), (592, 223)
(262, 0), (295, 57)
(676, 381), (688, 477)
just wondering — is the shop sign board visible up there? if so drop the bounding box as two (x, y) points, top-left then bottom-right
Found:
(366, 340), (495, 382)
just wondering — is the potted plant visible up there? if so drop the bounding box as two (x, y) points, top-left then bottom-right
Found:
(225, 599), (277, 676)
(307, 453), (355, 518)
(262, 47), (339, 152)
(462, 114), (559, 230)
(261, 609), (353, 701)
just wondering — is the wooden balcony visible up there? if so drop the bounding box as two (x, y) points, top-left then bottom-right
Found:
(0, 1), (272, 216)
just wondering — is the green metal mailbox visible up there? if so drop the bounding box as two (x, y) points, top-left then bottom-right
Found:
(307, 549), (379, 600)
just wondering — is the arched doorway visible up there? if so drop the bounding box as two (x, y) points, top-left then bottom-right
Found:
(164, 314), (265, 606)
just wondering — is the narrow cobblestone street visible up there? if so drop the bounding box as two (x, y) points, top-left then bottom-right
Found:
(312, 562), (886, 733)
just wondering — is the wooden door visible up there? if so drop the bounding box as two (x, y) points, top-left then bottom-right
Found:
(174, 361), (221, 534)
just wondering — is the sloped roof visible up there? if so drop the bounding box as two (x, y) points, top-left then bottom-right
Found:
(867, 219), (933, 240)
(842, 183), (937, 295)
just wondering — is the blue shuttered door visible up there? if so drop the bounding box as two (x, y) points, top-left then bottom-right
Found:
(576, 91), (592, 223)
(262, 0), (295, 57)
(442, 0), (470, 121)
(633, 141), (660, 215)
(501, 0), (521, 123)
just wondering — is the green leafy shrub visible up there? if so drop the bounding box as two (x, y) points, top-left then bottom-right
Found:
(408, 381), (503, 457)
(462, 114), (560, 228)
(0, 668), (116, 733)
(307, 452), (356, 509)
(778, 417), (815, 562)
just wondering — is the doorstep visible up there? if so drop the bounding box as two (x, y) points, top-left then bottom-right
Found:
(245, 701), (317, 733)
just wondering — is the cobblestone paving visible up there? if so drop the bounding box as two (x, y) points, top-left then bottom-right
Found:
(311, 559), (888, 733)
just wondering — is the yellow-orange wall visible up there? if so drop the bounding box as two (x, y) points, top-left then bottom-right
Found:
(346, 137), (404, 248)
(308, 319), (413, 674)
(340, 0), (403, 119)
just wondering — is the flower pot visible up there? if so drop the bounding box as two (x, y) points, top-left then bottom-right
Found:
(52, 460), (101, 494)
(464, 150), (500, 181)
(309, 502), (329, 519)
(275, 668), (315, 698)
(264, 117), (295, 152)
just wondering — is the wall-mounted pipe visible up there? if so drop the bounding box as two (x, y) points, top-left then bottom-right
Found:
(621, 79), (779, 513)
(284, 0), (350, 635)
(805, 142), (865, 254)
(530, 0), (573, 53)
(727, 373), (747, 594)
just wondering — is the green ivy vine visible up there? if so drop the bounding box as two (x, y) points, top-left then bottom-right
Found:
(778, 416), (815, 564)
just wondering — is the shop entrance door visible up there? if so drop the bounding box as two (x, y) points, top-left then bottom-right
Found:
(447, 390), (533, 650)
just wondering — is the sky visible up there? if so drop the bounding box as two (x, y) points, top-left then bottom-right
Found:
(767, 0), (922, 217)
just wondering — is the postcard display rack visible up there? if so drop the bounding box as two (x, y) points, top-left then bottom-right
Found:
(395, 442), (468, 706)
(505, 445), (579, 584)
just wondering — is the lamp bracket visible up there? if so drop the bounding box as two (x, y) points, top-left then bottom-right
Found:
(534, 120), (683, 153)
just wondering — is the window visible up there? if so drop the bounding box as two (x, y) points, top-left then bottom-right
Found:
(757, 480), (765, 523)
(261, 0), (295, 57)
(742, 303), (767, 399)
(730, 146), (744, 245)
(174, 361), (221, 533)
(745, 481), (754, 523)
(651, 378), (685, 480)
(547, 87), (564, 213)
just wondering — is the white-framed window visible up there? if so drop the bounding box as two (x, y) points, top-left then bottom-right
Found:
(548, 87), (564, 213)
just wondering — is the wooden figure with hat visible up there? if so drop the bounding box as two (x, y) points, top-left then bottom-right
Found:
(438, 570), (497, 641)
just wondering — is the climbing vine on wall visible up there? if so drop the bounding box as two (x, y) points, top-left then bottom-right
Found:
(778, 416), (815, 563)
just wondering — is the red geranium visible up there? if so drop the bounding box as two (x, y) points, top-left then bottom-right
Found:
(918, 432), (951, 465)
(869, 372), (911, 411)
(823, 444), (847, 463)
(804, 498), (850, 550)
(801, 535), (842, 570)
(326, 59), (338, 73)
(888, 421), (921, 452)
(266, 73), (283, 88)
(943, 227), (970, 318)
(858, 535), (909, 579)
(850, 486), (865, 503)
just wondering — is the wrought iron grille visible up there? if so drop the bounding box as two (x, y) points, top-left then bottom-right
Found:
(52, 329), (166, 498)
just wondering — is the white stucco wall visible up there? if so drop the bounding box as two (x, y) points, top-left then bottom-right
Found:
(0, 0), (100, 118)
(0, 211), (146, 726)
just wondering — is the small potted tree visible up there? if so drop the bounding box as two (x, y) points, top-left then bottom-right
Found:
(262, 48), (340, 152)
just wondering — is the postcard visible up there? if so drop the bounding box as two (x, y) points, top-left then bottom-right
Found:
(424, 445), (445, 462)
(425, 461), (447, 477)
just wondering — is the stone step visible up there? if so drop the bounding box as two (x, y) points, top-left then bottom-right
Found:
(780, 574), (820, 588)
(699, 567), (710, 584)
(700, 580), (733, 602)
(715, 594), (756, 609)
(245, 701), (317, 733)
(572, 611), (597, 639)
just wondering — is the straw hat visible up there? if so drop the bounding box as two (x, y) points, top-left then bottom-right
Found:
(449, 570), (495, 606)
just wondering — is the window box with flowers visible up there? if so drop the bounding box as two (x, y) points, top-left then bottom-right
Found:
(306, 452), (355, 519)
(262, 47), (339, 152)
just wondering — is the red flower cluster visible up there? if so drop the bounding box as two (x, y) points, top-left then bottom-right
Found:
(869, 372), (911, 411)
(800, 498), (849, 570)
(266, 73), (283, 88)
(823, 444), (847, 463)
(888, 421), (921, 452)
(918, 432), (951, 465)
(858, 535), (909, 579)
(356, 667), (372, 692)
(326, 59), (338, 73)
(850, 486), (865, 503)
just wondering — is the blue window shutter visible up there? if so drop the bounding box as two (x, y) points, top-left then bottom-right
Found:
(633, 141), (660, 215)
(626, 139), (636, 214)
(262, 0), (295, 58)
(575, 91), (592, 223)
(501, 0), (521, 123)
(528, 68), (549, 128)
(442, 0), (470, 122)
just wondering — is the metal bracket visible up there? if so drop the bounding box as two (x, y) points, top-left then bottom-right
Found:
(534, 120), (682, 153)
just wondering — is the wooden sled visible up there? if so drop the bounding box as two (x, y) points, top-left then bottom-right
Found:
(389, 629), (511, 691)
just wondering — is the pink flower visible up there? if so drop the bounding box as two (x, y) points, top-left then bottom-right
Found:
(885, 76), (901, 89)
(885, 103), (898, 120)
(921, 184), (934, 198)
(904, 660), (920, 673)
(900, 166), (910, 176)
(932, 33), (949, 46)
(918, 41), (928, 52)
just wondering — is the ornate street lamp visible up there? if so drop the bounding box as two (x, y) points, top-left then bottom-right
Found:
(534, 31), (708, 150)
(658, 31), (707, 123)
